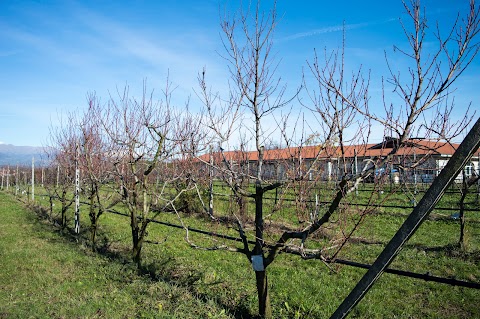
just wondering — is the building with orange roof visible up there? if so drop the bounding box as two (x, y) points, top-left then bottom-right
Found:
(198, 138), (480, 184)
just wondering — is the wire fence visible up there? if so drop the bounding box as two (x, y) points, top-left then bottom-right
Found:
(4, 186), (479, 291)
(1, 160), (479, 292)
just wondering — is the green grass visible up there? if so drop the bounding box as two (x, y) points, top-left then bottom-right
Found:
(3, 182), (480, 318)
(0, 192), (235, 319)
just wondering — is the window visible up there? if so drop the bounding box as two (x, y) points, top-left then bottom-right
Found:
(464, 165), (473, 178)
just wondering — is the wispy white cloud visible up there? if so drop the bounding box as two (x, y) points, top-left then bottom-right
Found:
(1, 2), (227, 110)
(72, 5), (224, 87)
(0, 23), (100, 72)
(281, 22), (369, 42)
(279, 18), (396, 42)
(0, 50), (20, 58)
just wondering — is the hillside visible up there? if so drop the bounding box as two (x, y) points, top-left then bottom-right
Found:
(0, 144), (46, 166)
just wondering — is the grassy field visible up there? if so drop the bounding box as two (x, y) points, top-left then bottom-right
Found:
(0, 192), (235, 318)
(2, 184), (480, 318)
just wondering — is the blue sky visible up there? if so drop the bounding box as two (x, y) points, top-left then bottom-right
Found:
(0, 0), (478, 147)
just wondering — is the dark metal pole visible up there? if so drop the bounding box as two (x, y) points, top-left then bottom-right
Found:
(330, 117), (480, 319)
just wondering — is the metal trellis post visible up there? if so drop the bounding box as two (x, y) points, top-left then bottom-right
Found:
(330, 117), (480, 319)
(74, 143), (80, 234)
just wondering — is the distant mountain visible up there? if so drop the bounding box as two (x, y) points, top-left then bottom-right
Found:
(0, 144), (47, 166)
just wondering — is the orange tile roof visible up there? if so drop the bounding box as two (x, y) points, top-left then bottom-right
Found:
(197, 139), (478, 163)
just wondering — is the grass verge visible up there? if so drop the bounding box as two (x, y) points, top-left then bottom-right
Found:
(0, 192), (235, 319)
(3, 188), (480, 318)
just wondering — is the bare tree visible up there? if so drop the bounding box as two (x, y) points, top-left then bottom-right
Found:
(195, 1), (479, 317)
(269, 0), (480, 255)
(195, 1), (301, 316)
(457, 169), (479, 248)
(77, 93), (120, 250)
(46, 114), (79, 229)
(102, 80), (201, 267)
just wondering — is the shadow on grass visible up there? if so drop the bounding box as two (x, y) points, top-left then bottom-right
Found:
(140, 258), (256, 319)
(28, 203), (258, 319)
(406, 242), (480, 262)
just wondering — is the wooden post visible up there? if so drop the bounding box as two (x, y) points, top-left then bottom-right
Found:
(15, 165), (19, 196)
(56, 165), (60, 188)
(274, 187), (278, 205)
(31, 157), (35, 202)
(310, 193), (319, 221)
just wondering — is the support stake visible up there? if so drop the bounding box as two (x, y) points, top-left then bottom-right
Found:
(330, 117), (480, 319)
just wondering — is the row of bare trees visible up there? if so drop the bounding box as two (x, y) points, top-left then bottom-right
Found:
(39, 0), (478, 317)
(192, 1), (479, 316)
(44, 79), (206, 269)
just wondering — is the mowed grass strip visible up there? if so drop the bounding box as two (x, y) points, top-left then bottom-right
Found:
(3, 189), (480, 318)
(0, 192), (233, 319)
